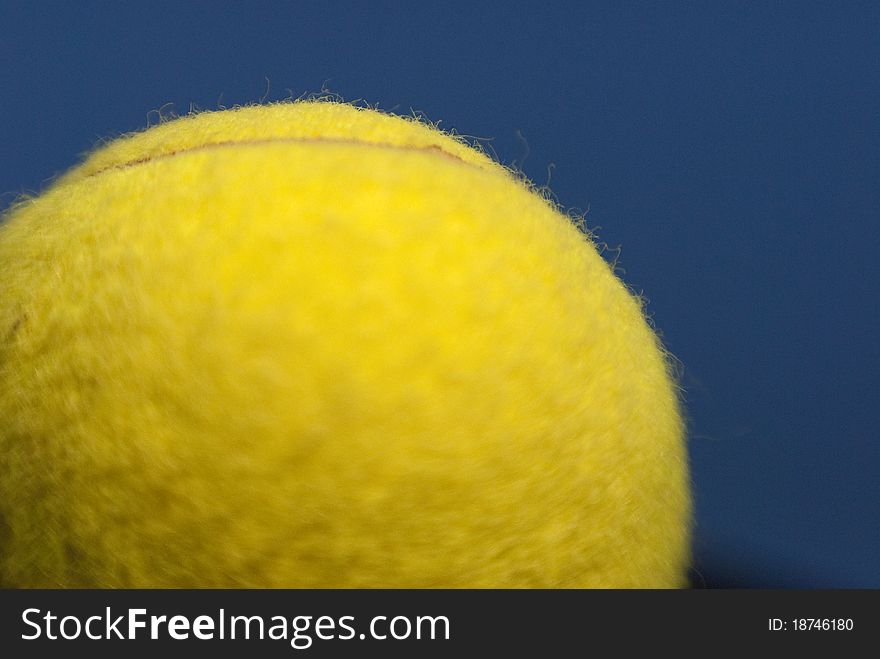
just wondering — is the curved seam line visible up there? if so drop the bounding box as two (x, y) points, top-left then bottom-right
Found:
(80, 137), (486, 179)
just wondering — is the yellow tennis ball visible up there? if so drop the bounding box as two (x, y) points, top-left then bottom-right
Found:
(0, 101), (690, 588)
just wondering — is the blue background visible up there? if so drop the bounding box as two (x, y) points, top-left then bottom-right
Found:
(1, 1), (877, 587)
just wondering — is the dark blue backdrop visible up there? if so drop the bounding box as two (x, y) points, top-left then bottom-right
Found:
(2, 1), (877, 587)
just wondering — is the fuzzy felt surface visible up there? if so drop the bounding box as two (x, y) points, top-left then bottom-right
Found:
(0, 101), (690, 587)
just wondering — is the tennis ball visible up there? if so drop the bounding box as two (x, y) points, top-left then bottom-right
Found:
(0, 101), (690, 588)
